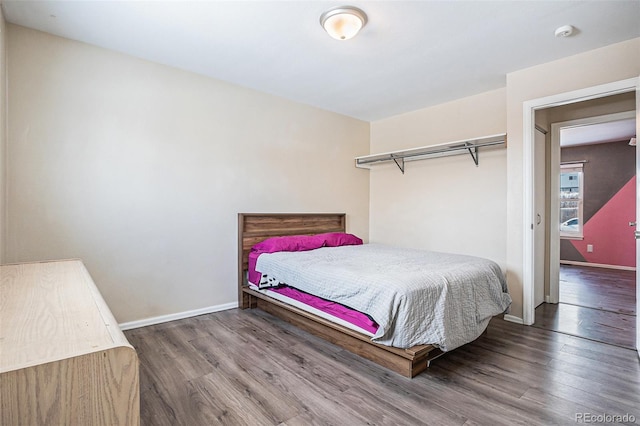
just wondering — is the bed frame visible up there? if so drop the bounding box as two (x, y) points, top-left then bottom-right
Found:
(237, 213), (443, 378)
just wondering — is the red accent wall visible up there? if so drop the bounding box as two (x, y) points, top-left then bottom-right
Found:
(570, 176), (636, 267)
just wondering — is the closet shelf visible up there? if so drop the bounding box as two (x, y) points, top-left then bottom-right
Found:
(355, 133), (506, 174)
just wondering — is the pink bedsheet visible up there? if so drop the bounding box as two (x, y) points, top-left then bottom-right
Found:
(267, 285), (379, 335)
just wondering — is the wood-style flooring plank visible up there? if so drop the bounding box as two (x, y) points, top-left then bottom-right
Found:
(125, 309), (640, 426)
(533, 264), (636, 349)
(534, 303), (635, 349)
(559, 264), (635, 315)
(138, 386), (179, 426)
(187, 336), (310, 424)
(188, 316), (379, 425)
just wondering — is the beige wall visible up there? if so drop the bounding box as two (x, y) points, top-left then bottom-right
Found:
(541, 91), (635, 125)
(0, 8), (6, 264)
(6, 25), (370, 323)
(369, 89), (507, 265)
(505, 38), (640, 319)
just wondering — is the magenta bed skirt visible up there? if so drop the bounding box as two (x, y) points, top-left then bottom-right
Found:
(258, 285), (379, 335)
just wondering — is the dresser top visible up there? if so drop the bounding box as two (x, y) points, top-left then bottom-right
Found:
(1, 260), (131, 373)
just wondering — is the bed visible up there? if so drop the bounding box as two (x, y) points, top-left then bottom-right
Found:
(237, 213), (510, 378)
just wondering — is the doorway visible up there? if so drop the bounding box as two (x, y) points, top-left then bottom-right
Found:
(525, 90), (637, 348)
(533, 109), (637, 348)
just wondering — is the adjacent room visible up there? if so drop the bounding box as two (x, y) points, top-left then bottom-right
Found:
(533, 104), (637, 349)
(1, 1), (639, 425)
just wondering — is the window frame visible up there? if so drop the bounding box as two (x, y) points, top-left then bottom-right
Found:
(559, 163), (584, 239)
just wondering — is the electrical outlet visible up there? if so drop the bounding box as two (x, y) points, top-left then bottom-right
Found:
(587, 244), (593, 253)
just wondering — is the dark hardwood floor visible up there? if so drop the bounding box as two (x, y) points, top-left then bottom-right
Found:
(559, 264), (635, 315)
(534, 265), (636, 349)
(125, 308), (640, 426)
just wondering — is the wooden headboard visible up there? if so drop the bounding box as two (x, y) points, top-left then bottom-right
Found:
(237, 213), (346, 308)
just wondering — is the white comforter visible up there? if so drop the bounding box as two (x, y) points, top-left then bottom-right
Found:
(256, 243), (511, 351)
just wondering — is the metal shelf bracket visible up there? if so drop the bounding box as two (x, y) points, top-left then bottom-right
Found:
(467, 144), (479, 166)
(391, 154), (405, 174)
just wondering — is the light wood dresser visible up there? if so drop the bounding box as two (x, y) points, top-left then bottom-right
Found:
(0, 260), (140, 425)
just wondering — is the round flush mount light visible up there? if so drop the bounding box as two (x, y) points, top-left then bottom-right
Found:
(555, 25), (575, 38)
(320, 6), (367, 40)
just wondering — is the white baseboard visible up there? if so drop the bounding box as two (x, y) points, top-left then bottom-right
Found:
(118, 302), (238, 331)
(503, 314), (524, 324)
(560, 260), (635, 271)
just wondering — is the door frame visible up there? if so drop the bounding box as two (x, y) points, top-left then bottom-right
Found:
(548, 111), (637, 304)
(533, 127), (547, 308)
(635, 81), (639, 357)
(522, 77), (639, 327)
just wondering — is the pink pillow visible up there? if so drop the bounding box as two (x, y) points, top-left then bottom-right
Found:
(316, 232), (363, 247)
(252, 234), (325, 253)
(247, 251), (264, 285)
(248, 235), (324, 285)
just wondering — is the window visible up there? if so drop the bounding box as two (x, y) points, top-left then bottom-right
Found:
(560, 163), (584, 239)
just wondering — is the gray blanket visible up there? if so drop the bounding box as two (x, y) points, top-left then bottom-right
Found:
(255, 244), (511, 351)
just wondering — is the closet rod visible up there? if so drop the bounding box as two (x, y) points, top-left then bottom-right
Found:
(355, 133), (506, 173)
(356, 140), (500, 165)
(356, 136), (505, 166)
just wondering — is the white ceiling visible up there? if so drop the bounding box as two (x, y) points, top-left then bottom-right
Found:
(561, 118), (637, 147)
(2, 1), (639, 121)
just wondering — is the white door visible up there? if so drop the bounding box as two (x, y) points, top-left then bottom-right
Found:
(534, 128), (546, 307)
(636, 84), (640, 357)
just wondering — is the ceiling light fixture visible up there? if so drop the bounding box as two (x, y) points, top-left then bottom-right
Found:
(554, 25), (575, 38)
(320, 6), (367, 40)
